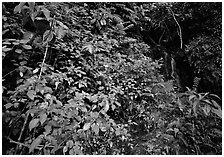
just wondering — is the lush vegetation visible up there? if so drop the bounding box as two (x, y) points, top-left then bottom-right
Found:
(2, 2), (222, 155)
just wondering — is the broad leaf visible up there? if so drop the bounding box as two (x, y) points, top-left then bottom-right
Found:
(15, 49), (22, 54)
(211, 108), (222, 118)
(92, 124), (99, 135)
(39, 113), (47, 125)
(29, 118), (39, 131)
(83, 122), (91, 131)
(41, 7), (50, 20)
(29, 135), (43, 153)
(27, 90), (36, 100)
(14, 2), (26, 13)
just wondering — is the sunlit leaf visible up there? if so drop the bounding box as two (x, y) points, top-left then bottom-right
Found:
(19, 61), (27, 66)
(29, 136), (43, 153)
(211, 108), (222, 118)
(2, 41), (11, 45)
(22, 44), (32, 50)
(43, 30), (53, 42)
(211, 100), (220, 109)
(117, 23), (124, 30)
(14, 2), (26, 13)
(28, 2), (35, 11)
(2, 47), (12, 52)
(66, 140), (74, 148)
(83, 122), (91, 131)
(202, 105), (211, 116)
(115, 128), (121, 135)
(44, 125), (52, 135)
(15, 49), (22, 54)
(41, 7), (50, 20)
(100, 126), (107, 132)
(104, 100), (109, 112)
(27, 90), (36, 100)
(189, 95), (196, 101)
(82, 44), (93, 54)
(5, 103), (14, 109)
(19, 71), (23, 77)
(29, 118), (39, 131)
(92, 124), (99, 135)
(193, 100), (199, 117)
(209, 94), (221, 100)
(40, 113), (47, 125)
(33, 68), (39, 74)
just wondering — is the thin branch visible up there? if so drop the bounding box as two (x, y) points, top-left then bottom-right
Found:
(15, 112), (29, 153)
(2, 68), (18, 79)
(8, 137), (54, 149)
(38, 16), (56, 80)
(168, 7), (183, 49)
(18, 113), (29, 142)
(159, 29), (166, 44)
(38, 44), (49, 79)
(8, 137), (30, 148)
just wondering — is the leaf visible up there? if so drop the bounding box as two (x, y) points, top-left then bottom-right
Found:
(117, 23), (124, 30)
(33, 68), (39, 74)
(63, 146), (68, 154)
(27, 90), (36, 100)
(88, 95), (98, 103)
(56, 20), (68, 29)
(19, 61), (27, 66)
(115, 128), (121, 136)
(189, 95), (196, 101)
(100, 19), (106, 26)
(209, 94), (221, 100)
(14, 102), (20, 108)
(44, 125), (52, 135)
(7, 39), (16, 42)
(5, 103), (14, 109)
(211, 100), (220, 109)
(41, 7), (50, 20)
(211, 108), (222, 118)
(115, 101), (121, 106)
(66, 140), (74, 148)
(111, 104), (116, 110)
(92, 124), (99, 135)
(22, 44), (32, 50)
(82, 44), (93, 54)
(22, 32), (34, 41)
(193, 100), (199, 117)
(29, 118), (39, 131)
(2, 47), (12, 52)
(177, 98), (184, 111)
(2, 41), (11, 45)
(14, 2), (26, 13)
(15, 49), (23, 54)
(29, 136), (42, 153)
(57, 27), (65, 39)
(202, 105), (211, 116)
(19, 71), (23, 77)
(100, 126), (107, 132)
(40, 113), (47, 125)
(103, 100), (110, 113)
(201, 99), (212, 105)
(28, 2), (35, 11)
(43, 30), (53, 43)
(83, 122), (91, 131)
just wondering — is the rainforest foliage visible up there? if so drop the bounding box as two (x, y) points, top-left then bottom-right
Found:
(2, 2), (222, 155)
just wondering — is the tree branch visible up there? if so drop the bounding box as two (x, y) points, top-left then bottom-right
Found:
(168, 7), (183, 49)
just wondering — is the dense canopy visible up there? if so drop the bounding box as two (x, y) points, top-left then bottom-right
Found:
(2, 2), (222, 155)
